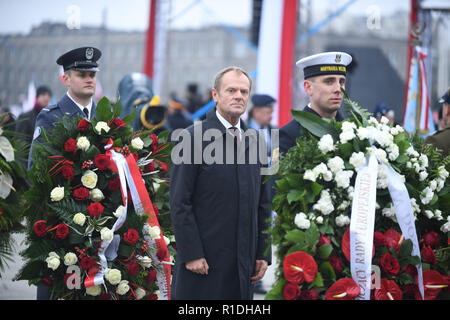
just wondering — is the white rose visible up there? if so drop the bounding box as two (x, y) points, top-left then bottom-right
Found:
(64, 252), (78, 266)
(349, 152), (366, 172)
(77, 136), (91, 151)
(441, 220), (450, 233)
(327, 156), (345, 173)
(50, 186), (65, 202)
(315, 216), (324, 224)
(318, 134), (334, 154)
(113, 205), (125, 218)
(105, 268), (121, 285)
(163, 235), (171, 246)
(81, 170), (98, 189)
(294, 212), (310, 230)
(94, 121), (110, 134)
(135, 287), (147, 300)
(136, 255), (153, 269)
(148, 226), (161, 240)
(335, 214), (350, 227)
(116, 280), (130, 295)
(303, 169), (317, 182)
(131, 137), (144, 150)
(89, 188), (104, 202)
(380, 116), (389, 125)
(45, 252), (60, 271)
(100, 227), (114, 242)
(73, 213), (86, 226)
(86, 285), (102, 296)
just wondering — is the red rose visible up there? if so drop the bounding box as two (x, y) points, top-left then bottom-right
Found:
(146, 269), (157, 284)
(283, 282), (301, 300)
(374, 279), (403, 300)
(300, 288), (319, 300)
(421, 245), (436, 265)
(373, 231), (387, 247)
(61, 165), (74, 180)
(417, 270), (447, 300)
(329, 256), (344, 274)
(150, 133), (159, 149)
(108, 176), (121, 191)
(64, 138), (77, 153)
(342, 228), (374, 262)
(112, 118), (125, 129)
(78, 118), (90, 131)
(153, 204), (160, 216)
(283, 251), (317, 285)
(384, 228), (403, 253)
(94, 154), (110, 171)
(88, 202), (104, 217)
(56, 223), (69, 239)
(421, 230), (440, 248)
(123, 228), (139, 245)
(380, 252), (400, 277)
(80, 257), (96, 270)
(318, 233), (330, 246)
(73, 187), (90, 200)
(145, 161), (155, 173)
(325, 278), (360, 300)
(127, 261), (140, 276)
(158, 161), (168, 173)
(402, 264), (418, 278)
(34, 220), (47, 237)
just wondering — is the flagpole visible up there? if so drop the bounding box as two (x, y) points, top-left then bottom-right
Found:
(144, 0), (157, 78)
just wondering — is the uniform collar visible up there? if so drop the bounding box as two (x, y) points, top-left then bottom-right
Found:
(304, 104), (344, 122)
(216, 109), (242, 133)
(66, 91), (93, 117)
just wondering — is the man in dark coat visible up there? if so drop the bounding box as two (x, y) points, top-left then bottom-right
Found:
(170, 67), (271, 300)
(425, 88), (450, 157)
(28, 47), (101, 300)
(279, 51), (352, 154)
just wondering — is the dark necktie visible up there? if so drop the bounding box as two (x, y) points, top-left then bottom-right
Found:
(83, 107), (89, 119)
(228, 126), (241, 143)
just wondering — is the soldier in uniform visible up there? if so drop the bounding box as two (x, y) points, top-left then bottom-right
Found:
(28, 47), (102, 170)
(279, 51), (352, 154)
(425, 88), (450, 157)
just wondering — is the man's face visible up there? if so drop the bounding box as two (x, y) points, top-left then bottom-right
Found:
(252, 106), (273, 127)
(212, 71), (251, 121)
(36, 93), (51, 107)
(304, 74), (346, 118)
(64, 70), (97, 99)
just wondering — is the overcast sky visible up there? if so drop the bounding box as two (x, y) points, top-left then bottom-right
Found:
(0, 0), (410, 35)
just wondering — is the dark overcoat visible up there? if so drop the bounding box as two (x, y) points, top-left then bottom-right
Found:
(28, 94), (96, 170)
(170, 109), (272, 300)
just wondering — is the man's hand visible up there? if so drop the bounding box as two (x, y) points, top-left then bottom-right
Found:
(251, 259), (268, 283)
(185, 258), (209, 275)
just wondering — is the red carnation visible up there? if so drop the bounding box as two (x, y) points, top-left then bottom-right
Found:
(384, 228), (403, 253)
(283, 282), (301, 300)
(87, 202), (104, 217)
(373, 231), (387, 247)
(325, 278), (360, 300)
(283, 251), (317, 285)
(64, 138), (77, 153)
(380, 252), (400, 277)
(329, 256), (344, 274)
(34, 220), (47, 237)
(56, 223), (69, 239)
(374, 279), (403, 300)
(94, 154), (110, 171)
(127, 261), (140, 276)
(421, 230), (440, 248)
(80, 257), (96, 270)
(342, 228), (375, 262)
(61, 165), (74, 180)
(123, 228), (139, 245)
(73, 187), (90, 201)
(112, 118), (125, 129)
(421, 245), (436, 265)
(78, 118), (90, 131)
(108, 176), (121, 191)
(300, 288), (319, 300)
(146, 269), (157, 284)
(417, 270), (448, 300)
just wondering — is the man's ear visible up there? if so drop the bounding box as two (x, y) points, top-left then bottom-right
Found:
(303, 80), (313, 96)
(62, 71), (71, 86)
(211, 88), (218, 105)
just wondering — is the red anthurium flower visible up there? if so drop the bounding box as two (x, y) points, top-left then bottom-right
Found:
(342, 228), (374, 262)
(374, 279), (402, 300)
(325, 278), (360, 300)
(283, 282), (301, 300)
(283, 251), (317, 285)
(416, 270), (448, 300)
(384, 228), (403, 253)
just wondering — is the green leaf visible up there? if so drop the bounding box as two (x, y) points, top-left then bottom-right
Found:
(319, 261), (336, 281)
(265, 278), (287, 300)
(305, 222), (320, 247)
(311, 181), (323, 196)
(399, 239), (413, 258)
(95, 96), (113, 121)
(287, 189), (305, 204)
(112, 99), (122, 118)
(291, 110), (339, 139)
(339, 142), (353, 158)
(317, 243), (333, 260)
(285, 229), (306, 244)
(310, 271), (324, 288)
(122, 108), (137, 125)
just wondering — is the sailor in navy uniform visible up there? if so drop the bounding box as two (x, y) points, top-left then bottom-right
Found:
(279, 51), (352, 154)
(28, 47), (102, 170)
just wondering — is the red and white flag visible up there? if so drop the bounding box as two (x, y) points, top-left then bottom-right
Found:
(256, 0), (299, 128)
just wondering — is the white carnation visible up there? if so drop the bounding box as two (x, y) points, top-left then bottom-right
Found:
(420, 187), (434, 205)
(294, 212), (311, 230)
(313, 190), (334, 215)
(438, 166), (449, 180)
(387, 144), (399, 161)
(327, 156), (345, 173)
(375, 148), (388, 164)
(335, 214), (350, 227)
(419, 171), (428, 182)
(339, 129), (355, 144)
(335, 170), (353, 189)
(349, 152), (366, 172)
(356, 127), (369, 140)
(318, 134), (335, 154)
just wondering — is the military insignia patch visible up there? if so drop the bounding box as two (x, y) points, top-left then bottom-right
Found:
(33, 127), (41, 140)
(85, 47), (94, 60)
(335, 54), (341, 63)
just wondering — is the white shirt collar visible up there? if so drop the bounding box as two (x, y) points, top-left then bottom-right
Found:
(216, 110), (241, 132)
(66, 91), (93, 117)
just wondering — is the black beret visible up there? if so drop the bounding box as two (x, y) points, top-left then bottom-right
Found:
(251, 94), (276, 107)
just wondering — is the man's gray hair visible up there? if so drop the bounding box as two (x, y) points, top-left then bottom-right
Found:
(213, 66), (252, 91)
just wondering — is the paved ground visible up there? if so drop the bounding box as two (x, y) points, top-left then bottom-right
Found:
(0, 233), (277, 300)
